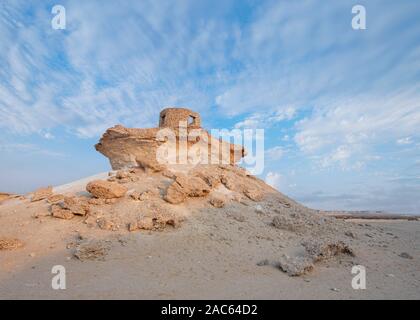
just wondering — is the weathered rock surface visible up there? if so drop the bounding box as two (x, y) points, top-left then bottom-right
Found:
(31, 186), (53, 202)
(86, 180), (127, 199)
(62, 196), (89, 216)
(277, 240), (355, 276)
(51, 204), (74, 220)
(95, 108), (245, 171)
(0, 238), (24, 250)
(47, 194), (64, 204)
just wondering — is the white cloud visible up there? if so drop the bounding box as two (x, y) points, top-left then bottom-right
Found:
(234, 106), (296, 129)
(266, 146), (285, 160)
(320, 145), (352, 168)
(294, 88), (420, 168)
(0, 143), (65, 157)
(397, 137), (413, 145)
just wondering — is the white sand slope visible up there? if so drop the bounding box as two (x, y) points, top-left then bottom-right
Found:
(0, 168), (419, 299)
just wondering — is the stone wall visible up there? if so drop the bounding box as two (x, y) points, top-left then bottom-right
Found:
(159, 108), (201, 128)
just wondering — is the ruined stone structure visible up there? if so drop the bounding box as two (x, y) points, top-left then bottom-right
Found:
(95, 107), (245, 171)
(159, 108), (201, 128)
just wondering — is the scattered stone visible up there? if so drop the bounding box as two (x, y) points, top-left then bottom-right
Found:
(130, 191), (142, 201)
(278, 199), (291, 208)
(272, 214), (305, 232)
(277, 240), (355, 277)
(277, 254), (314, 276)
(227, 212), (246, 222)
(31, 186), (53, 202)
(257, 259), (270, 266)
(302, 240), (355, 262)
(209, 196), (226, 208)
(51, 204), (74, 220)
(165, 182), (187, 204)
(47, 194), (64, 204)
(175, 175), (211, 197)
(62, 196), (89, 216)
(220, 174), (236, 190)
(73, 240), (110, 261)
(86, 180), (127, 199)
(244, 188), (263, 202)
(33, 211), (50, 219)
(129, 217), (155, 231)
(0, 238), (24, 250)
(399, 252), (413, 260)
(345, 231), (356, 239)
(254, 205), (264, 214)
(97, 217), (119, 231)
(138, 190), (158, 201)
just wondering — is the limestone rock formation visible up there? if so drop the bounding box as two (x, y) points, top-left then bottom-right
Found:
(95, 107), (245, 171)
(31, 186), (53, 202)
(86, 180), (127, 199)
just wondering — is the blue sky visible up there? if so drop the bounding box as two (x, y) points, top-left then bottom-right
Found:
(0, 0), (419, 213)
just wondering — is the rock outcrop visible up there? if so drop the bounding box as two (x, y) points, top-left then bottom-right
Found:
(95, 107), (245, 171)
(86, 180), (128, 199)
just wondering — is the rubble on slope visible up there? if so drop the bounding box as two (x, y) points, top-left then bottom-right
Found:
(31, 186), (53, 202)
(277, 240), (355, 276)
(0, 238), (24, 250)
(86, 180), (128, 199)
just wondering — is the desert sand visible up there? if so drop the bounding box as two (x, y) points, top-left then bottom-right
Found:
(0, 168), (419, 300)
(0, 108), (418, 300)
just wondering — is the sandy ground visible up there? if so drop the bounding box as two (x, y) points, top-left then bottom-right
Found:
(0, 172), (419, 300)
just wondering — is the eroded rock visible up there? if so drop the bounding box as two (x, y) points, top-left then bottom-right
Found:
(47, 194), (64, 204)
(74, 239), (110, 261)
(51, 204), (74, 220)
(62, 196), (89, 216)
(95, 108), (245, 171)
(209, 196), (226, 208)
(31, 186), (53, 202)
(86, 180), (127, 199)
(0, 238), (24, 250)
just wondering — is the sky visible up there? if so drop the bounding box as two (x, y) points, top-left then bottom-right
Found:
(0, 0), (419, 214)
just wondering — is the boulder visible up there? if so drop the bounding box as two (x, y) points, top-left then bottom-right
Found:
(62, 196), (89, 216)
(47, 194), (64, 204)
(209, 196), (226, 208)
(86, 180), (127, 199)
(165, 182), (187, 204)
(243, 188), (263, 202)
(51, 204), (74, 220)
(0, 238), (24, 250)
(31, 186), (53, 202)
